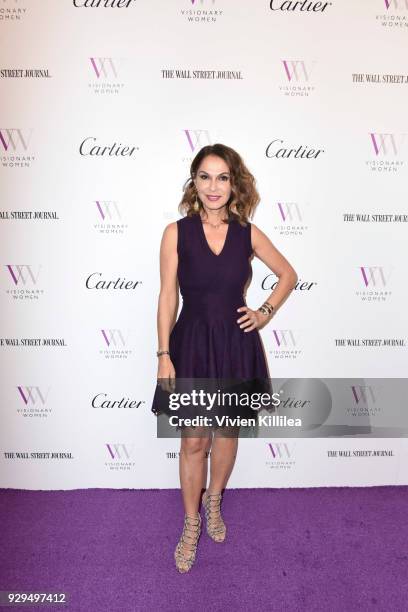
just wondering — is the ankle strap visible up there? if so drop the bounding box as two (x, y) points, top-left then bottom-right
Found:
(184, 514), (201, 524)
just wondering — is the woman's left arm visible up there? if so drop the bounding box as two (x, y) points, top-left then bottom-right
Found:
(237, 223), (298, 332)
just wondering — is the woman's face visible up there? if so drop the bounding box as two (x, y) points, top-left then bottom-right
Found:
(194, 155), (232, 212)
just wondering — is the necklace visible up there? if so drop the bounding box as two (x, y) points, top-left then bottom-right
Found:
(202, 217), (227, 229)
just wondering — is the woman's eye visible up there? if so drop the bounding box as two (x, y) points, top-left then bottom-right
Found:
(220, 176), (229, 181)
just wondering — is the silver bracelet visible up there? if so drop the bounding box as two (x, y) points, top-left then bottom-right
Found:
(156, 350), (170, 357)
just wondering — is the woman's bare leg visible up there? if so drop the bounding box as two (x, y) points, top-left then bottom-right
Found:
(202, 426), (239, 538)
(208, 425), (239, 493)
(174, 426), (212, 570)
(179, 426), (212, 516)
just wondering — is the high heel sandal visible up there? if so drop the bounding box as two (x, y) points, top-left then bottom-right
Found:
(174, 513), (202, 573)
(202, 491), (226, 543)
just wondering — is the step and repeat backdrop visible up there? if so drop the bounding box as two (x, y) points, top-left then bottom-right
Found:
(1, 0), (407, 489)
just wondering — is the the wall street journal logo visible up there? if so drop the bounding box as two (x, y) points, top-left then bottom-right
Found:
(0, 128), (35, 167)
(180, 0), (224, 23)
(269, 329), (302, 360)
(327, 448), (394, 458)
(265, 139), (325, 159)
(93, 200), (128, 235)
(0, 68), (51, 78)
(366, 132), (406, 172)
(269, 1), (333, 13)
(16, 385), (51, 418)
(4, 451), (74, 460)
(182, 128), (215, 162)
(0, 0), (29, 22)
(376, 0), (408, 28)
(0, 337), (67, 348)
(161, 68), (242, 80)
(273, 201), (309, 236)
(104, 443), (136, 471)
(335, 337), (406, 348)
(99, 328), (133, 359)
(4, 264), (45, 300)
(88, 57), (125, 94)
(279, 60), (317, 97)
(355, 266), (393, 302)
(343, 212), (408, 224)
(0, 210), (59, 221)
(265, 442), (296, 470)
(352, 72), (408, 85)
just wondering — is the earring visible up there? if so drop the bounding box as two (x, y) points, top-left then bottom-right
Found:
(193, 196), (200, 212)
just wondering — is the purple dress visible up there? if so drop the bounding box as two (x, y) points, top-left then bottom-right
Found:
(151, 212), (271, 418)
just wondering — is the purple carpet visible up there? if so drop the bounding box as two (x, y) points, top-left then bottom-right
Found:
(1, 487), (406, 611)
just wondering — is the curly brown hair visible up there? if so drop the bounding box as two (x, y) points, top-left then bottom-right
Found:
(178, 143), (260, 226)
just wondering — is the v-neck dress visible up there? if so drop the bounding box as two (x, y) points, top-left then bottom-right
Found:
(151, 212), (271, 418)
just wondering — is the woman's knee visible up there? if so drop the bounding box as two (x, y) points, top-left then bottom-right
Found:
(180, 432), (211, 456)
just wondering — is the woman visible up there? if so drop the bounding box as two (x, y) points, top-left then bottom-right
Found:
(152, 143), (297, 573)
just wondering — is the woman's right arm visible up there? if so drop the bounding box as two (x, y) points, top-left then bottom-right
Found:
(157, 222), (178, 385)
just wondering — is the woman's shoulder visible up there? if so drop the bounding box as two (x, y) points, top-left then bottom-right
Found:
(234, 216), (253, 230)
(162, 215), (195, 248)
(164, 215), (194, 230)
(177, 214), (196, 225)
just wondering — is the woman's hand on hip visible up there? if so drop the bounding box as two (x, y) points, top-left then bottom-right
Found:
(236, 306), (271, 332)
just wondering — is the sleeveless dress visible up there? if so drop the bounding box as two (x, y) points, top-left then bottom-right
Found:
(151, 213), (272, 421)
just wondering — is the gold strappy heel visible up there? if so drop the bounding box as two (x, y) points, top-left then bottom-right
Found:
(202, 491), (226, 543)
(174, 513), (202, 573)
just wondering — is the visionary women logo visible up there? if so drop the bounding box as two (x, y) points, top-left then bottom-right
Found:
(16, 385), (51, 418)
(5, 264), (44, 300)
(265, 442), (296, 471)
(99, 328), (133, 360)
(355, 265), (393, 302)
(273, 200), (310, 237)
(88, 57), (125, 95)
(0, 128), (35, 168)
(278, 60), (317, 97)
(269, 329), (302, 361)
(366, 132), (406, 173)
(376, 0), (408, 28)
(182, 128), (215, 163)
(93, 199), (128, 236)
(180, 0), (224, 23)
(104, 443), (136, 471)
(0, 0), (29, 22)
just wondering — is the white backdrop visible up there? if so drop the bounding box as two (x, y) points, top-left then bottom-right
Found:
(1, 0), (407, 489)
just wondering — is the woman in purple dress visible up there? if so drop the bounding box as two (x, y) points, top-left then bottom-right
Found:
(152, 143), (297, 573)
